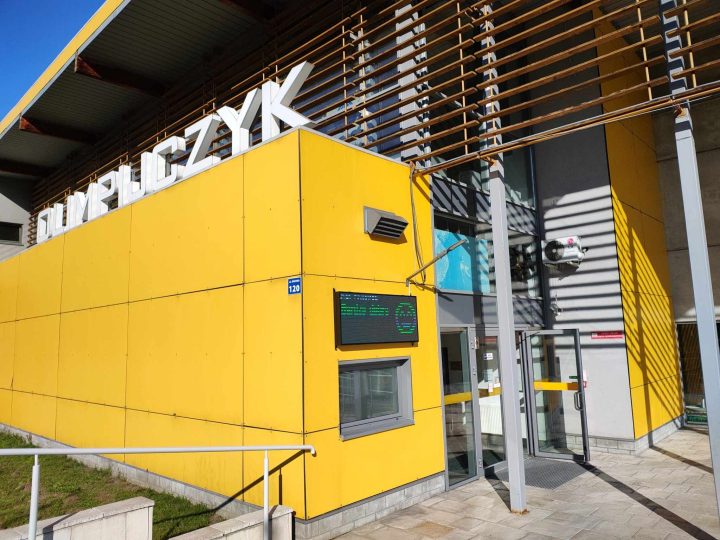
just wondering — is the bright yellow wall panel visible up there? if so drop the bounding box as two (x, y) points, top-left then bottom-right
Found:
(613, 198), (644, 295)
(125, 410), (244, 498)
(300, 131), (433, 283)
(304, 408), (444, 518)
(632, 135), (664, 222)
(631, 386), (650, 438)
(57, 305), (128, 407)
(628, 116), (655, 151)
(639, 215), (672, 296)
(625, 290), (679, 390)
(61, 207), (131, 312)
(244, 279), (302, 432)
(606, 125), (662, 222)
(599, 21), (684, 438)
(623, 290), (644, 388)
(243, 428), (305, 516)
(638, 293), (678, 383)
(302, 275), (440, 433)
(56, 399), (125, 454)
(0, 256), (18, 323)
(13, 315), (59, 395)
(0, 389), (11, 424)
(16, 236), (64, 319)
(0, 322), (15, 389)
(127, 287), (243, 425)
(10, 391), (56, 439)
(631, 376), (684, 438)
(129, 156), (244, 301)
(244, 132), (300, 282)
(605, 124), (636, 204)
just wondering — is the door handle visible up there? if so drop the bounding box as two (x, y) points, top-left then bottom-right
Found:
(573, 391), (583, 411)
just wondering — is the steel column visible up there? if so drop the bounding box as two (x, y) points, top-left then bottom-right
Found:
(490, 175), (527, 513)
(660, 0), (720, 516)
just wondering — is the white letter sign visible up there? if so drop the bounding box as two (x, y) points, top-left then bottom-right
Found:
(35, 62), (314, 244)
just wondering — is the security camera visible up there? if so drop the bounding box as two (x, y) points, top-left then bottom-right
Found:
(542, 236), (586, 267)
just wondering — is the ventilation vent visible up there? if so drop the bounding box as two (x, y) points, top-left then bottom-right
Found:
(364, 206), (408, 239)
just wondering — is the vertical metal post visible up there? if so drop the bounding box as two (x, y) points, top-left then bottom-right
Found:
(28, 454), (39, 540)
(490, 176), (527, 513)
(263, 450), (270, 540)
(659, 0), (720, 516)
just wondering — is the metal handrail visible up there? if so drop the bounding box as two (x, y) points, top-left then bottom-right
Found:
(0, 444), (317, 540)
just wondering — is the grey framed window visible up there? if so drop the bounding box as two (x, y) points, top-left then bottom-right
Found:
(339, 357), (413, 439)
(0, 222), (22, 245)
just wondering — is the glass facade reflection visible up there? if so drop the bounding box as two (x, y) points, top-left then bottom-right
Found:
(434, 217), (494, 295)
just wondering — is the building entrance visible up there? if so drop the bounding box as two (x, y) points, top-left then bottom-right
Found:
(441, 327), (589, 486)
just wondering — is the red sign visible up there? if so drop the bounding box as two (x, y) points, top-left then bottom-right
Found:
(591, 330), (624, 340)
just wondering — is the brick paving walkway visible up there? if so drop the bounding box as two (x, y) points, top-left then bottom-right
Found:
(340, 428), (719, 539)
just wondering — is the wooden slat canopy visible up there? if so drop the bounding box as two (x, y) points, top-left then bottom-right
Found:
(27, 0), (720, 243)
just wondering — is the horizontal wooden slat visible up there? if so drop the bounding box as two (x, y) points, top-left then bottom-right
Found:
(23, 0), (720, 244)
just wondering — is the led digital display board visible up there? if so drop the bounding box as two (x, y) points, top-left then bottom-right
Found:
(335, 292), (419, 346)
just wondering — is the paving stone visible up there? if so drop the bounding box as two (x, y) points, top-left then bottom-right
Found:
(451, 517), (484, 531)
(590, 518), (642, 538)
(467, 521), (529, 539)
(632, 528), (672, 540)
(521, 518), (583, 539)
(422, 508), (466, 526)
(405, 520), (454, 538)
(378, 514), (425, 530)
(433, 499), (472, 514)
(439, 530), (477, 540)
(337, 429), (716, 540)
(570, 530), (618, 540)
(544, 511), (601, 530)
(365, 526), (422, 540)
(463, 494), (498, 508)
(498, 509), (554, 528)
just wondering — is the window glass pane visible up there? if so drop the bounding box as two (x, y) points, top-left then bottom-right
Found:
(509, 231), (541, 298)
(0, 222), (21, 243)
(339, 366), (399, 425)
(434, 216), (495, 294)
(500, 147), (534, 207)
(339, 372), (357, 423)
(434, 216), (541, 298)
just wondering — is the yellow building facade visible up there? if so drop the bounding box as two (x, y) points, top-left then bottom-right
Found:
(596, 16), (684, 439)
(0, 129), (444, 521)
(0, 1), (704, 537)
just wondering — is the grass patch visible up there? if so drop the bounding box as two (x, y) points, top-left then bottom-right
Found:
(0, 431), (223, 539)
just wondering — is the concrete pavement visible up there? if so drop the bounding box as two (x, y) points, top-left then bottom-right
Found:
(340, 428), (719, 539)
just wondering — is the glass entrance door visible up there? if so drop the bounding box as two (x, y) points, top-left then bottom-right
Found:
(476, 330), (530, 470)
(475, 333), (505, 468)
(521, 329), (590, 462)
(441, 330), (479, 485)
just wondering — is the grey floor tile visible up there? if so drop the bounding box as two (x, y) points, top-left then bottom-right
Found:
(338, 429), (717, 540)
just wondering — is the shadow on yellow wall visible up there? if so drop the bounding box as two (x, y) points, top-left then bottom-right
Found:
(613, 191), (683, 438)
(595, 12), (684, 439)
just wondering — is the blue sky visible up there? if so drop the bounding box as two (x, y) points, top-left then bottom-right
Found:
(0, 0), (104, 120)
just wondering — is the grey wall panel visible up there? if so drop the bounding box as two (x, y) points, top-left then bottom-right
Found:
(530, 19), (633, 440)
(537, 170), (633, 440)
(506, 202), (536, 236)
(437, 293), (542, 329)
(513, 297), (543, 328)
(655, 99), (720, 321)
(438, 293), (498, 327)
(0, 179), (31, 262)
